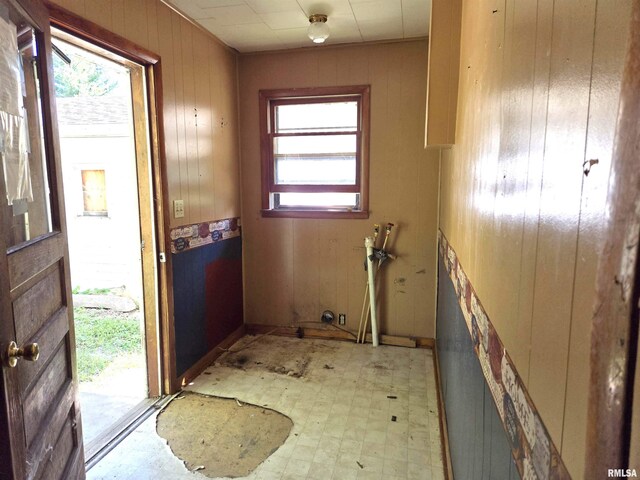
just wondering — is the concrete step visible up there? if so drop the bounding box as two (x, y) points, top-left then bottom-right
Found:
(73, 294), (138, 312)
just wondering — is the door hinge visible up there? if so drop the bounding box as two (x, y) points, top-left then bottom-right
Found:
(141, 240), (146, 251)
(159, 252), (166, 263)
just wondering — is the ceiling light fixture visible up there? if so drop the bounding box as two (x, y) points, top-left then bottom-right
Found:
(308, 14), (329, 44)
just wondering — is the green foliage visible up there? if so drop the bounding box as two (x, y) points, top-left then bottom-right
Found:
(73, 286), (112, 295)
(74, 307), (142, 382)
(53, 52), (119, 98)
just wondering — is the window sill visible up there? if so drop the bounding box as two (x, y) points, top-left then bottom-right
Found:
(261, 209), (369, 219)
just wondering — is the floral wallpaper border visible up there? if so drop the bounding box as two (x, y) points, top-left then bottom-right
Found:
(439, 230), (571, 480)
(170, 217), (240, 254)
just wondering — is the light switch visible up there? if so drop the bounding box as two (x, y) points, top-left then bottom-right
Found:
(174, 199), (184, 218)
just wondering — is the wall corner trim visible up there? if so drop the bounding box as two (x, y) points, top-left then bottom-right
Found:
(438, 230), (571, 479)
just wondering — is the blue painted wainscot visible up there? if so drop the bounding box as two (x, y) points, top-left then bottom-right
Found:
(171, 219), (243, 377)
(437, 254), (520, 479)
(436, 231), (572, 480)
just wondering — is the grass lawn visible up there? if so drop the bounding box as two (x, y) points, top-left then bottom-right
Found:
(74, 307), (143, 382)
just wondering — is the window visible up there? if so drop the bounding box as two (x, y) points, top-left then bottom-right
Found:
(81, 169), (108, 216)
(259, 85), (370, 218)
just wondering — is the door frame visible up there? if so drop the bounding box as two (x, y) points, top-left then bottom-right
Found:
(45, 1), (178, 395)
(585, 0), (640, 475)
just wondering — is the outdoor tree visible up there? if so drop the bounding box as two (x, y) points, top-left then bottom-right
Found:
(53, 52), (120, 97)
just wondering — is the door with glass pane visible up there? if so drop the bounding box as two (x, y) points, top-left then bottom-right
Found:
(0, 0), (85, 478)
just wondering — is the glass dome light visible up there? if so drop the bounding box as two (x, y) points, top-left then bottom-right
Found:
(308, 14), (330, 44)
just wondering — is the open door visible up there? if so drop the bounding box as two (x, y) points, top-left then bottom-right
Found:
(0, 0), (85, 479)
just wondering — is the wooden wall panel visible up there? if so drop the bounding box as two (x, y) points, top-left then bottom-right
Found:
(239, 40), (439, 339)
(439, 0), (631, 477)
(528, 0), (597, 443)
(83, 1), (110, 30)
(50, 0), (241, 229)
(214, 49), (241, 221)
(193, 29), (214, 222)
(561, 0), (631, 470)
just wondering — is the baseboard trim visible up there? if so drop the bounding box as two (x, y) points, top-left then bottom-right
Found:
(433, 344), (454, 480)
(176, 324), (246, 388)
(244, 323), (434, 349)
(416, 337), (435, 349)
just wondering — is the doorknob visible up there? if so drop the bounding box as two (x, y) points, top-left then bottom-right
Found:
(6, 341), (40, 368)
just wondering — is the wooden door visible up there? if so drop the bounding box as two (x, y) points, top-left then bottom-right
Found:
(0, 1), (85, 479)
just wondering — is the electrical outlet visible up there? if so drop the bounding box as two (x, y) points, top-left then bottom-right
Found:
(338, 313), (346, 325)
(173, 199), (184, 218)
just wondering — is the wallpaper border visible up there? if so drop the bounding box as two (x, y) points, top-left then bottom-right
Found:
(170, 217), (240, 254)
(438, 230), (570, 480)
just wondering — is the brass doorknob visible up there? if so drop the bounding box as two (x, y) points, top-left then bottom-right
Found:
(6, 341), (40, 368)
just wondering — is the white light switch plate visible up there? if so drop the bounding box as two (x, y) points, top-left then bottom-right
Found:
(173, 200), (184, 218)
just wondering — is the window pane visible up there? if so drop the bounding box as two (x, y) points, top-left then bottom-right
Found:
(275, 134), (356, 155)
(275, 101), (357, 133)
(274, 134), (356, 185)
(275, 156), (356, 185)
(1, 22), (54, 248)
(276, 192), (359, 208)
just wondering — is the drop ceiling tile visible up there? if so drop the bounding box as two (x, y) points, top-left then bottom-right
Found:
(402, 5), (429, 37)
(324, 30), (363, 44)
(273, 27), (309, 43)
(325, 12), (360, 32)
(357, 18), (403, 42)
(169, 0), (209, 20)
(246, 0), (304, 14)
(164, 0), (430, 52)
(351, 0), (402, 23)
(194, 0), (245, 8)
(296, 0), (354, 17)
(400, 0), (429, 8)
(212, 22), (283, 50)
(260, 10), (309, 30)
(197, 4), (262, 24)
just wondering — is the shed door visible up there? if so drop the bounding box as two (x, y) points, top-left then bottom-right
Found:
(0, 0), (85, 479)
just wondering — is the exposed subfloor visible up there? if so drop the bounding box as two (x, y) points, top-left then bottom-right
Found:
(87, 335), (444, 480)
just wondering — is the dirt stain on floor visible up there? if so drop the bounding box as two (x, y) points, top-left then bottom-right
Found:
(156, 392), (292, 478)
(217, 335), (337, 378)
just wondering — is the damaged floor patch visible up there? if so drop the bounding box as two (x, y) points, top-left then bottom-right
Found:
(156, 392), (292, 478)
(215, 334), (336, 378)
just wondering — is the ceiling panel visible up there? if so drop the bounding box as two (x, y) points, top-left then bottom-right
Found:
(195, 0), (245, 8)
(260, 10), (309, 29)
(295, 0), (355, 16)
(246, 0), (301, 13)
(197, 4), (262, 25)
(351, 0), (402, 22)
(403, 3), (430, 38)
(163, 0), (429, 52)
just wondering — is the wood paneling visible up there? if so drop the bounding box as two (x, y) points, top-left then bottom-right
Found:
(239, 40), (440, 339)
(50, 0), (241, 229)
(438, 0), (631, 477)
(563, 0), (633, 470)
